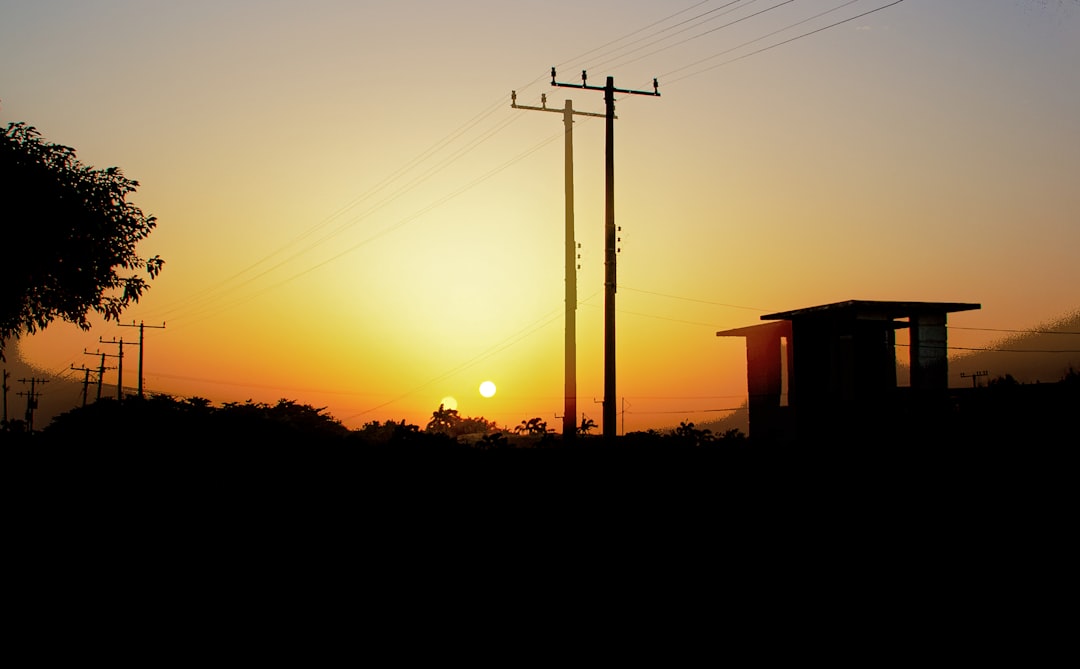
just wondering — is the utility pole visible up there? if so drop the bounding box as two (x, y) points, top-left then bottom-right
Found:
(119, 321), (165, 399)
(2, 369), (9, 426)
(17, 377), (48, 432)
(84, 350), (117, 401)
(960, 370), (989, 388)
(98, 337), (125, 400)
(551, 68), (659, 443)
(511, 90), (607, 441)
(70, 364), (98, 408)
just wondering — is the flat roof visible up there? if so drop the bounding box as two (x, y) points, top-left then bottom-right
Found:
(716, 321), (790, 338)
(760, 300), (981, 321)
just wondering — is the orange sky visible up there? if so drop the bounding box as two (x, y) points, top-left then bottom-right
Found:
(3, 1), (1079, 433)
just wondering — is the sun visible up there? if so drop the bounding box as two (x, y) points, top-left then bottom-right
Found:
(440, 396), (458, 411)
(479, 381), (496, 398)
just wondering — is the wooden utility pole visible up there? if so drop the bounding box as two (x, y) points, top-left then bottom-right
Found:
(960, 370), (989, 388)
(511, 91), (607, 441)
(119, 321), (165, 399)
(17, 377), (48, 432)
(70, 364), (97, 408)
(2, 369), (9, 426)
(551, 68), (659, 442)
(84, 350), (116, 401)
(98, 337), (125, 400)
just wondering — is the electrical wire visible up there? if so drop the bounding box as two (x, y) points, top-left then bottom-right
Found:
(556, 0), (723, 69)
(619, 285), (769, 311)
(949, 326), (1080, 336)
(659, 0), (864, 80)
(594, 0), (795, 74)
(164, 125), (569, 332)
(664, 0), (906, 86)
(49, 0), (922, 416)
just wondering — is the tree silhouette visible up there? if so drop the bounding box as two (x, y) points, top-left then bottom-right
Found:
(425, 403), (462, 435)
(0, 122), (163, 361)
(514, 417), (549, 435)
(670, 421), (714, 448)
(577, 415), (597, 435)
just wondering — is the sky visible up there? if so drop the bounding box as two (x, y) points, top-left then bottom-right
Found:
(2, 0), (1078, 434)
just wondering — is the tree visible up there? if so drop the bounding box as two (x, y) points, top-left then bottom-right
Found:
(514, 417), (549, 436)
(577, 414), (597, 435)
(426, 403), (462, 435)
(0, 122), (163, 361)
(670, 421), (714, 448)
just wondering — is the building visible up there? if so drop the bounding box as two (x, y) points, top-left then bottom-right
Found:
(717, 300), (980, 444)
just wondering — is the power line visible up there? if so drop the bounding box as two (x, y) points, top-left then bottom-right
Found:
(660, 0), (864, 80)
(949, 326), (1080, 336)
(619, 285), (769, 311)
(146, 2), (908, 332)
(162, 125), (569, 332)
(583, 0), (757, 72)
(67, 1), (925, 417)
(665, 0), (907, 86)
(629, 407), (746, 415)
(896, 343), (1080, 354)
(596, 0), (796, 74)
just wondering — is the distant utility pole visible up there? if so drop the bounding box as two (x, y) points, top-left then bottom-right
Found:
(98, 337), (125, 400)
(84, 350), (117, 401)
(70, 364), (97, 408)
(119, 321), (165, 399)
(17, 377), (48, 432)
(960, 370), (989, 388)
(2, 369), (10, 426)
(511, 90), (607, 441)
(551, 68), (659, 443)
(1, 369), (9, 425)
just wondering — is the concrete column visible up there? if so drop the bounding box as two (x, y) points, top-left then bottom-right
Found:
(910, 312), (948, 391)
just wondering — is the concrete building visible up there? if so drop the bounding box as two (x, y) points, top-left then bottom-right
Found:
(717, 300), (980, 444)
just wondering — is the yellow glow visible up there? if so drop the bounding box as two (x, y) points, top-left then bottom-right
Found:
(4, 2), (1078, 435)
(479, 381), (497, 398)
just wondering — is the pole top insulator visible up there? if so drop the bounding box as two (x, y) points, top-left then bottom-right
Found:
(653, 78), (659, 94)
(581, 70), (587, 87)
(551, 66), (556, 85)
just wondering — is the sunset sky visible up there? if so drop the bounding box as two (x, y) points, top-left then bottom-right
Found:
(3, 0), (1078, 433)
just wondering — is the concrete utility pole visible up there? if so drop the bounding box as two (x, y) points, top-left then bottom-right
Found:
(511, 90), (608, 441)
(70, 364), (97, 408)
(960, 370), (989, 388)
(98, 337), (125, 400)
(84, 350), (116, 401)
(17, 377), (48, 432)
(119, 321), (165, 399)
(551, 68), (659, 442)
(1, 369), (9, 425)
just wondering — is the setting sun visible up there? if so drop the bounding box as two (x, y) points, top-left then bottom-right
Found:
(3, 1), (1078, 441)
